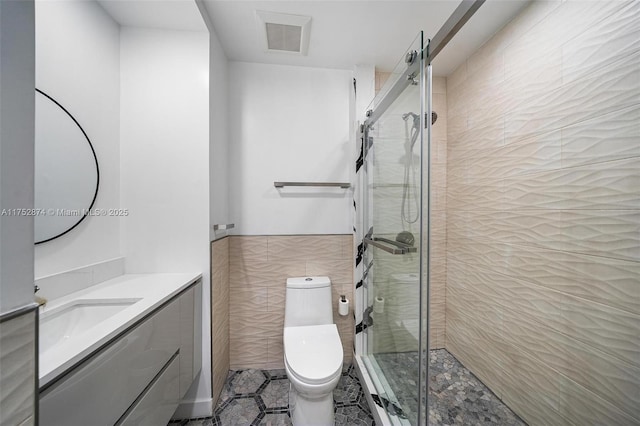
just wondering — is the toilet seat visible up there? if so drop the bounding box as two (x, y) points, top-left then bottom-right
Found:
(283, 324), (343, 385)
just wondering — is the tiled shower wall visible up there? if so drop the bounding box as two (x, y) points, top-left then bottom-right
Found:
(227, 235), (354, 369)
(445, 1), (640, 425)
(373, 72), (448, 349)
(429, 77), (448, 348)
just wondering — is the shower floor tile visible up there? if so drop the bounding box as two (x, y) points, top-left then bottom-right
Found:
(169, 364), (375, 426)
(374, 349), (527, 425)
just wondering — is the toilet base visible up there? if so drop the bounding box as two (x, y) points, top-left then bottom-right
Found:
(289, 383), (334, 426)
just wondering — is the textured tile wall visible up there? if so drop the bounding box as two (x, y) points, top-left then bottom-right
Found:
(430, 77), (448, 349)
(0, 311), (36, 426)
(211, 237), (230, 404)
(445, 1), (640, 424)
(228, 235), (354, 370)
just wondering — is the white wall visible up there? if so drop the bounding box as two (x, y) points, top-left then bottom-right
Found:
(0, 0), (35, 313)
(119, 27), (211, 414)
(34, 0), (121, 278)
(0, 2), (36, 424)
(206, 14), (229, 241)
(229, 62), (352, 235)
(355, 66), (375, 123)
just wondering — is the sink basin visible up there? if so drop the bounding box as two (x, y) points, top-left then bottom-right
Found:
(40, 299), (141, 354)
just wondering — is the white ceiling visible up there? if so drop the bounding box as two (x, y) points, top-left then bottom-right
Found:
(96, 0), (530, 77)
(202, 0), (531, 76)
(97, 0), (207, 32)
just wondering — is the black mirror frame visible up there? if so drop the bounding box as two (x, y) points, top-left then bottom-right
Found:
(35, 88), (100, 245)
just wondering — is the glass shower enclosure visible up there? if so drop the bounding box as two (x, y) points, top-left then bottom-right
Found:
(358, 31), (432, 425)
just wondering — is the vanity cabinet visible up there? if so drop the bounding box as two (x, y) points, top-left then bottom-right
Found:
(179, 283), (202, 396)
(40, 280), (201, 426)
(118, 354), (180, 425)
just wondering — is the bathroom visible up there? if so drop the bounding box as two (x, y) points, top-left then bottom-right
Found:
(0, 0), (638, 425)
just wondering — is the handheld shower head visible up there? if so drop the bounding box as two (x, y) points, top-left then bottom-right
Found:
(402, 112), (421, 132)
(399, 110), (439, 227)
(402, 111), (438, 128)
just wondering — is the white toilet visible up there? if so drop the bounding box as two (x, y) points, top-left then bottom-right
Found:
(283, 276), (344, 426)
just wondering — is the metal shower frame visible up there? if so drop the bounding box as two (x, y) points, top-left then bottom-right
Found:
(363, 0), (485, 129)
(359, 1), (485, 424)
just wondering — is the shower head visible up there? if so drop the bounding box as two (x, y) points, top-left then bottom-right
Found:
(401, 112), (418, 121)
(402, 111), (438, 127)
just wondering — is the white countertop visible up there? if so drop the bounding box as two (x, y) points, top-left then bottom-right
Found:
(39, 272), (201, 388)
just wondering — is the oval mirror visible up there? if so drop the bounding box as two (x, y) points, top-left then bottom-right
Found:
(34, 89), (99, 244)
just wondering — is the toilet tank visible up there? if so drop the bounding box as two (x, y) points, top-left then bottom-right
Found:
(284, 276), (333, 327)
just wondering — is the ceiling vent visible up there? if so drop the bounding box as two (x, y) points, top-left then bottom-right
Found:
(256, 11), (311, 56)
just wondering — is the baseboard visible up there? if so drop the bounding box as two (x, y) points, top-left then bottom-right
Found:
(171, 398), (213, 420)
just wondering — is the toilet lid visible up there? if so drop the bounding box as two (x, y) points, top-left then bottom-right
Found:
(284, 324), (343, 384)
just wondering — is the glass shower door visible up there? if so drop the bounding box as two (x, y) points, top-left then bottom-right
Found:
(361, 32), (428, 425)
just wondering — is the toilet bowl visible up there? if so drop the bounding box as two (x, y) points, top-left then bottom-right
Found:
(283, 277), (344, 426)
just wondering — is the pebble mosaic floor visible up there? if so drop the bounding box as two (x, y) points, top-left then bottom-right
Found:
(374, 349), (527, 425)
(171, 349), (525, 426)
(169, 364), (375, 426)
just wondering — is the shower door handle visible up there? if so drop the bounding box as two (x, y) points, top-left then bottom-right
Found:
(364, 237), (407, 255)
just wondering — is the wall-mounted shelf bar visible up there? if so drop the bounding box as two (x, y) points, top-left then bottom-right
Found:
(274, 182), (351, 189)
(212, 223), (235, 231)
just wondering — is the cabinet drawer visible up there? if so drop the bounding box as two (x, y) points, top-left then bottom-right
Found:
(179, 281), (202, 397)
(117, 354), (180, 426)
(179, 286), (194, 395)
(40, 300), (180, 426)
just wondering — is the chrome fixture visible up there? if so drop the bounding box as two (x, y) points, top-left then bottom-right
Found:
(362, 306), (374, 328)
(274, 181), (350, 189)
(212, 223), (235, 231)
(405, 50), (418, 65)
(407, 72), (419, 86)
(399, 110), (438, 225)
(364, 237), (416, 255)
(401, 111), (438, 128)
(35, 284), (47, 307)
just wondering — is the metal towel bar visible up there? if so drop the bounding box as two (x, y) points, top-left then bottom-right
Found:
(364, 237), (406, 255)
(364, 237), (416, 255)
(274, 182), (351, 189)
(374, 237), (418, 253)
